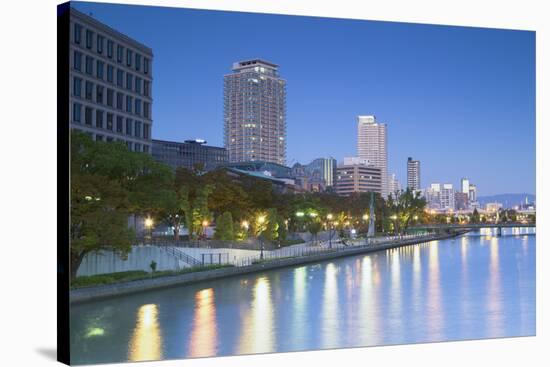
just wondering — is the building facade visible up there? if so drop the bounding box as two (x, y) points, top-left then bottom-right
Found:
(440, 184), (455, 211)
(224, 59), (287, 165)
(357, 115), (388, 197)
(222, 160), (292, 178)
(455, 192), (469, 211)
(407, 157), (421, 191)
(305, 157), (337, 187)
(152, 139), (228, 171)
(335, 163), (382, 196)
(69, 8), (153, 152)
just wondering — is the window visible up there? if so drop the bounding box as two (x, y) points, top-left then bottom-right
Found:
(74, 23), (82, 44)
(126, 118), (133, 136)
(96, 110), (104, 128)
(116, 92), (123, 110)
(73, 51), (82, 71)
(126, 96), (133, 113)
(85, 81), (93, 100)
(85, 56), (93, 75)
(96, 61), (104, 80)
(106, 137), (114, 143)
(116, 69), (123, 87)
(126, 73), (133, 90)
(73, 77), (82, 97)
(107, 65), (114, 83)
(117, 45), (123, 63)
(96, 134), (104, 142)
(106, 88), (114, 107)
(85, 30), (93, 49)
(106, 113), (113, 131)
(107, 40), (113, 58)
(97, 35), (104, 54)
(134, 143), (141, 152)
(73, 103), (82, 122)
(135, 99), (141, 116)
(116, 116), (123, 133)
(85, 107), (93, 125)
(96, 85), (104, 104)
(143, 102), (150, 119)
(126, 141), (133, 150)
(135, 53), (141, 71)
(135, 77), (141, 94)
(134, 120), (142, 138)
(143, 145), (149, 153)
(143, 123), (150, 139)
(143, 80), (150, 97)
(126, 49), (133, 67)
(144, 58), (149, 74)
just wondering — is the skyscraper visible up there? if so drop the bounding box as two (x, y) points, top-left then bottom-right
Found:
(69, 8), (153, 153)
(388, 173), (402, 197)
(357, 115), (388, 197)
(461, 178), (470, 194)
(407, 157), (421, 192)
(224, 59), (287, 164)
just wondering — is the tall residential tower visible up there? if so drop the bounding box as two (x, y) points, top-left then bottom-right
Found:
(407, 157), (421, 192)
(224, 59), (287, 165)
(357, 115), (388, 197)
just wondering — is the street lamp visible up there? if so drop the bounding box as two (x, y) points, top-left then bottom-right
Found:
(144, 217), (153, 244)
(201, 220), (209, 239)
(258, 215), (266, 260)
(327, 213), (334, 248)
(390, 214), (397, 234)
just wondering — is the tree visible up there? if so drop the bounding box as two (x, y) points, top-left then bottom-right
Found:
(307, 218), (323, 244)
(471, 208), (480, 223)
(214, 212), (235, 241)
(263, 208), (280, 242)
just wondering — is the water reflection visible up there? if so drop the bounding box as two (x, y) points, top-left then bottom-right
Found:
(389, 249), (403, 334)
(358, 256), (380, 345)
(128, 304), (163, 362)
(291, 267), (307, 348)
(237, 277), (275, 354)
(427, 242), (443, 339)
(188, 288), (218, 357)
(321, 263), (340, 348)
(487, 238), (503, 335)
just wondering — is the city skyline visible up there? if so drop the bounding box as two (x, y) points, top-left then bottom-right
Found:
(72, 2), (536, 196)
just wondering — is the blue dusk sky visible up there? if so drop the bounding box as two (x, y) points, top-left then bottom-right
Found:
(72, 2), (536, 196)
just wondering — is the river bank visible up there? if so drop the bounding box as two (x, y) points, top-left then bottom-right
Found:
(70, 230), (467, 304)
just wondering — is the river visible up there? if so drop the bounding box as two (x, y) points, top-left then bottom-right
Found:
(70, 228), (536, 365)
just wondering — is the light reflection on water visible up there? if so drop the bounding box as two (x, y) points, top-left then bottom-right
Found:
(70, 232), (536, 365)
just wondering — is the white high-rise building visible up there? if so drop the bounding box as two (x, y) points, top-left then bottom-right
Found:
(461, 178), (470, 194)
(357, 115), (388, 198)
(388, 173), (402, 198)
(441, 183), (455, 211)
(407, 157), (421, 191)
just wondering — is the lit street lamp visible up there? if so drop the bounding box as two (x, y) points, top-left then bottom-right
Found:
(258, 215), (266, 260)
(327, 213), (334, 248)
(144, 217), (153, 244)
(201, 220), (209, 239)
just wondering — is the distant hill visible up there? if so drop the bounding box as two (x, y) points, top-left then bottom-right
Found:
(477, 193), (535, 208)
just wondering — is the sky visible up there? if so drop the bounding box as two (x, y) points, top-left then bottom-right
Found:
(73, 2), (536, 196)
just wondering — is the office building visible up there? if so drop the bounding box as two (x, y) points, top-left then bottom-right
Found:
(152, 139), (228, 171)
(335, 160), (382, 196)
(305, 157), (337, 187)
(407, 157), (421, 191)
(455, 192), (469, 211)
(222, 160), (292, 178)
(224, 59), (286, 165)
(357, 115), (388, 197)
(461, 178), (470, 194)
(440, 184), (455, 211)
(469, 184), (477, 203)
(425, 183), (442, 209)
(69, 8), (153, 153)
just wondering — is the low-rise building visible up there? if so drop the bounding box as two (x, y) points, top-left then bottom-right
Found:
(152, 139), (228, 171)
(335, 158), (382, 196)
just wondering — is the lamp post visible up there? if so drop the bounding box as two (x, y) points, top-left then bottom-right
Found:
(362, 213), (369, 245)
(258, 215), (266, 260)
(327, 213), (333, 248)
(201, 220), (209, 240)
(391, 214), (397, 235)
(144, 217), (153, 245)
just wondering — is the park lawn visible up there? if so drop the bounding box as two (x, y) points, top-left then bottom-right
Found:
(71, 264), (234, 289)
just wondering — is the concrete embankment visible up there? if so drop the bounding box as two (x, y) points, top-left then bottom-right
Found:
(70, 230), (466, 304)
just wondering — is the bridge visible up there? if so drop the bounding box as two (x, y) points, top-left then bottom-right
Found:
(409, 222), (535, 236)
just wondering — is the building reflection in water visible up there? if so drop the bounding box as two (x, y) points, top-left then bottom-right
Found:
(487, 237), (503, 336)
(188, 288), (218, 358)
(128, 304), (163, 362)
(237, 277), (274, 354)
(321, 263), (340, 348)
(412, 245), (422, 314)
(427, 242), (443, 340)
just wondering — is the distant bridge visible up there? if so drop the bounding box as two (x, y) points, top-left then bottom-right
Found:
(410, 222), (535, 236)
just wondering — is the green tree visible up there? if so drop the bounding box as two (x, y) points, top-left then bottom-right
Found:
(471, 208), (480, 223)
(307, 218), (323, 244)
(263, 208), (280, 242)
(214, 212), (235, 240)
